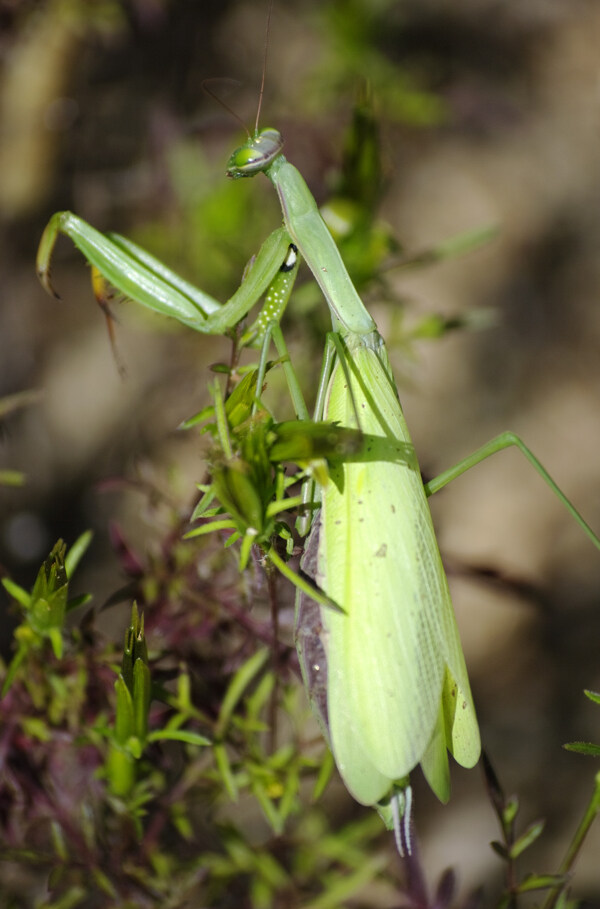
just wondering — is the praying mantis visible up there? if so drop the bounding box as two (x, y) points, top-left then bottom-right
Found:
(36, 34), (600, 835)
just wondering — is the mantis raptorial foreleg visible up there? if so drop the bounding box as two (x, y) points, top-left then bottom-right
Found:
(37, 211), (298, 344)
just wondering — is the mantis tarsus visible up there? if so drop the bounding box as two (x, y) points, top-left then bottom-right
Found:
(36, 47), (600, 825)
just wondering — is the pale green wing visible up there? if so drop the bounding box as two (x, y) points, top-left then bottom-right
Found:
(419, 696), (451, 801)
(297, 509), (398, 805)
(321, 340), (479, 805)
(440, 657), (480, 768)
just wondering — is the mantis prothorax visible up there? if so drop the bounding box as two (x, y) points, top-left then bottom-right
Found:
(36, 78), (600, 819)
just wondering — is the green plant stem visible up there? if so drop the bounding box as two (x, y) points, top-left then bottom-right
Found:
(270, 323), (310, 421)
(266, 560), (280, 755)
(541, 770), (600, 909)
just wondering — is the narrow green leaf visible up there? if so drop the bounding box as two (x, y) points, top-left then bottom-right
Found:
(64, 530), (93, 578)
(1, 577), (31, 609)
(146, 729), (211, 746)
(22, 717), (52, 742)
(191, 486), (218, 519)
(517, 873), (569, 893)
(170, 802), (194, 840)
(225, 369), (261, 429)
(50, 820), (68, 861)
(509, 819), (545, 859)
(127, 735), (142, 759)
(213, 459), (266, 532)
(175, 670), (191, 711)
(114, 676), (135, 744)
(214, 742), (238, 801)
(278, 765), (300, 825)
(266, 493), (306, 519)
(238, 530), (256, 569)
(268, 545), (344, 614)
(252, 849), (290, 890)
(215, 648), (270, 738)
(302, 856), (387, 909)
(245, 671), (274, 723)
(224, 531), (242, 548)
(490, 841), (509, 860)
(106, 745), (135, 798)
(564, 742), (600, 756)
(47, 626), (64, 659)
(213, 378), (232, 459)
(252, 780), (284, 835)
(250, 877), (273, 909)
(584, 689), (600, 705)
(180, 403), (215, 430)
(66, 593), (92, 612)
(502, 795), (519, 827)
(92, 865), (119, 898)
(185, 519), (236, 537)
(133, 658), (151, 742)
(312, 750), (335, 801)
(1, 643), (28, 696)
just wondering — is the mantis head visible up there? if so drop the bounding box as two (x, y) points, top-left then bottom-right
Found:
(227, 127), (284, 179)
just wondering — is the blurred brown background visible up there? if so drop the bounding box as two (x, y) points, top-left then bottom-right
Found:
(1, 0), (600, 901)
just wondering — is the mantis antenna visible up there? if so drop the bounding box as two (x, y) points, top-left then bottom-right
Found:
(202, 0), (274, 139)
(255, 0), (274, 135)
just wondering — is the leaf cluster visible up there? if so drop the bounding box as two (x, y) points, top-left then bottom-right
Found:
(0, 506), (404, 907)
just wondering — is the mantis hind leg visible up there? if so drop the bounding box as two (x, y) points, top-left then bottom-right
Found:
(423, 430), (600, 553)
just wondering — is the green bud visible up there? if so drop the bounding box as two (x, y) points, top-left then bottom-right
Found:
(213, 459), (266, 533)
(29, 541), (69, 636)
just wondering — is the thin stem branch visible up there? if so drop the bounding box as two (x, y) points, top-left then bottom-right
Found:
(541, 771), (600, 909)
